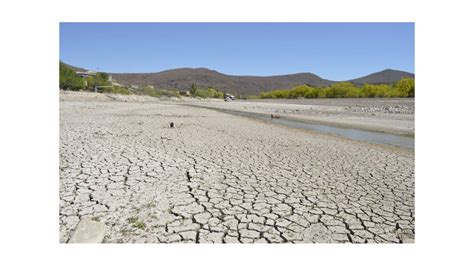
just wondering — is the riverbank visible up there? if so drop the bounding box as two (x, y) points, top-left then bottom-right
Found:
(187, 98), (415, 136)
(59, 92), (414, 243)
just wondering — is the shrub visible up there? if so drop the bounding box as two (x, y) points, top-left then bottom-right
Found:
(102, 86), (131, 95)
(256, 78), (415, 99)
(393, 78), (415, 97)
(194, 87), (225, 98)
(59, 62), (85, 90)
(259, 89), (290, 99)
(140, 87), (180, 98)
(142, 86), (161, 97)
(288, 85), (313, 98)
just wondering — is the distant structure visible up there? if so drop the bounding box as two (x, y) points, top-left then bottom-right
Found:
(75, 70), (96, 78)
(74, 71), (97, 90)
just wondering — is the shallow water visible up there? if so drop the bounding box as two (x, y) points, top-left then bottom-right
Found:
(191, 105), (414, 150)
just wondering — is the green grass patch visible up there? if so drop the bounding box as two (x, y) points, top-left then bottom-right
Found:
(128, 216), (146, 229)
(132, 221), (146, 229)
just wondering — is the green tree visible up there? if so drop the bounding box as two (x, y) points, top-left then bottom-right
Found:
(59, 62), (85, 90)
(85, 72), (111, 91)
(325, 82), (360, 98)
(208, 87), (224, 98)
(190, 83), (198, 95)
(394, 78), (415, 97)
(288, 85), (313, 98)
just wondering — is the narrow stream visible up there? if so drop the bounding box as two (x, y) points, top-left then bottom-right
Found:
(190, 105), (414, 150)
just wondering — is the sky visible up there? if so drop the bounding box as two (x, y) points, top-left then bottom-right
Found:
(60, 23), (414, 81)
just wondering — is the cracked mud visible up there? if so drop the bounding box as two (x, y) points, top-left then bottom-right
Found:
(60, 97), (414, 243)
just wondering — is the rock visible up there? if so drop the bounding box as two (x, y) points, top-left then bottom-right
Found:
(69, 218), (106, 243)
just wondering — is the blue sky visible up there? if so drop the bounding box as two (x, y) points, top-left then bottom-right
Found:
(60, 23), (414, 81)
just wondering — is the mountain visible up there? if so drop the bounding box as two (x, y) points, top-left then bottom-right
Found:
(62, 62), (414, 96)
(348, 69), (414, 85)
(108, 68), (334, 96)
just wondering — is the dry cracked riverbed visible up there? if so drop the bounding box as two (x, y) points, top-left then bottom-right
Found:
(60, 95), (415, 243)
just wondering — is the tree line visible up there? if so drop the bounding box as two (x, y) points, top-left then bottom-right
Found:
(259, 78), (415, 99)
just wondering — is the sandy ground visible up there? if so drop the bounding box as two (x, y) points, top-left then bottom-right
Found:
(59, 92), (414, 243)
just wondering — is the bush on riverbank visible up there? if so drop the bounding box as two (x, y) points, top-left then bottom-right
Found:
(193, 87), (225, 98)
(102, 86), (131, 95)
(140, 86), (180, 98)
(259, 78), (415, 99)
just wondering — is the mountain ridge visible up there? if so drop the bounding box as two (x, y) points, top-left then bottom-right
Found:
(62, 62), (414, 96)
(348, 69), (414, 85)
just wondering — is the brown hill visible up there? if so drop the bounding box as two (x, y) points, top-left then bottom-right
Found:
(108, 68), (334, 96)
(348, 69), (414, 85)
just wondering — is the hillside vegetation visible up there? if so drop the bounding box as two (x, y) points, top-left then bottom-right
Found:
(60, 62), (414, 99)
(107, 67), (413, 96)
(59, 62), (131, 94)
(59, 62), (226, 98)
